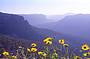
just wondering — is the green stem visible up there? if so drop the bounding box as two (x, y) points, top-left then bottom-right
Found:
(66, 47), (69, 59)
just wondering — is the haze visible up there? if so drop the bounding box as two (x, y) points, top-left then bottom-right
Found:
(0, 0), (90, 15)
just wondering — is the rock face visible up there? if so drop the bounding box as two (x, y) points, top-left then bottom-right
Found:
(0, 12), (45, 40)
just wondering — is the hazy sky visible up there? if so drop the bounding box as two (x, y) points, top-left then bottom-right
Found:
(0, 0), (90, 15)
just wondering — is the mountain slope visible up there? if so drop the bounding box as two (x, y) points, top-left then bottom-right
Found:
(20, 14), (52, 26)
(0, 12), (44, 40)
(0, 12), (89, 48)
(38, 14), (90, 39)
(0, 12), (68, 40)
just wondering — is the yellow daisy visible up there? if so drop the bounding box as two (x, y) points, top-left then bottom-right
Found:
(83, 53), (89, 57)
(31, 48), (37, 52)
(31, 43), (37, 47)
(59, 39), (65, 45)
(43, 37), (53, 43)
(82, 43), (89, 50)
(3, 51), (9, 56)
(43, 39), (48, 43)
(38, 51), (47, 57)
(46, 37), (53, 41)
(45, 41), (52, 45)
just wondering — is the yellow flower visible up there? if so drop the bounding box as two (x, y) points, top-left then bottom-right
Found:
(31, 48), (37, 52)
(43, 37), (53, 45)
(59, 39), (65, 45)
(63, 44), (69, 47)
(74, 56), (82, 59)
(83, 53), (89, 57)
(27, 48), (31, 52)
(82, 43), (89, 50)
(46, 37), (53, 41)
(3, 51), (9, 56)
(38, 51), (47, 57)
(43, 37), (53, 43)
(83, 52), (90, 57)
(45, 41), (52, 45)
(43, 39), (48, 43)
(31, 43), (37, 47)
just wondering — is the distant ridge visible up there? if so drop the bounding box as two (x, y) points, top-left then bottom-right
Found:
(0, 12), (90, 48)
(37, 14), (90, 39)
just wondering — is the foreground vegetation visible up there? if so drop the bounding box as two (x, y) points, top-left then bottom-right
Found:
(0, 36), (90, 59)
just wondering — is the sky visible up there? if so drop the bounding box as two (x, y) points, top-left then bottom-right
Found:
(0, 0), (90, 15)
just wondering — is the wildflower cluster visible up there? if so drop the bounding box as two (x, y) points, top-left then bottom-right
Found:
(0, 37), (90, 59)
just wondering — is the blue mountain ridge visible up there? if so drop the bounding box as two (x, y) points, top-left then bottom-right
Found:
(0, 12), (89, 48)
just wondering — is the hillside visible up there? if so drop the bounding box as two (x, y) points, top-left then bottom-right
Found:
(20, 14), (52, 26)
(38, 14), (90, 39)
(0, 12), (43, 40)
(0, 12), (73, 40)
(0, 34), (31, 50)
(0, 12), (89, 48)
